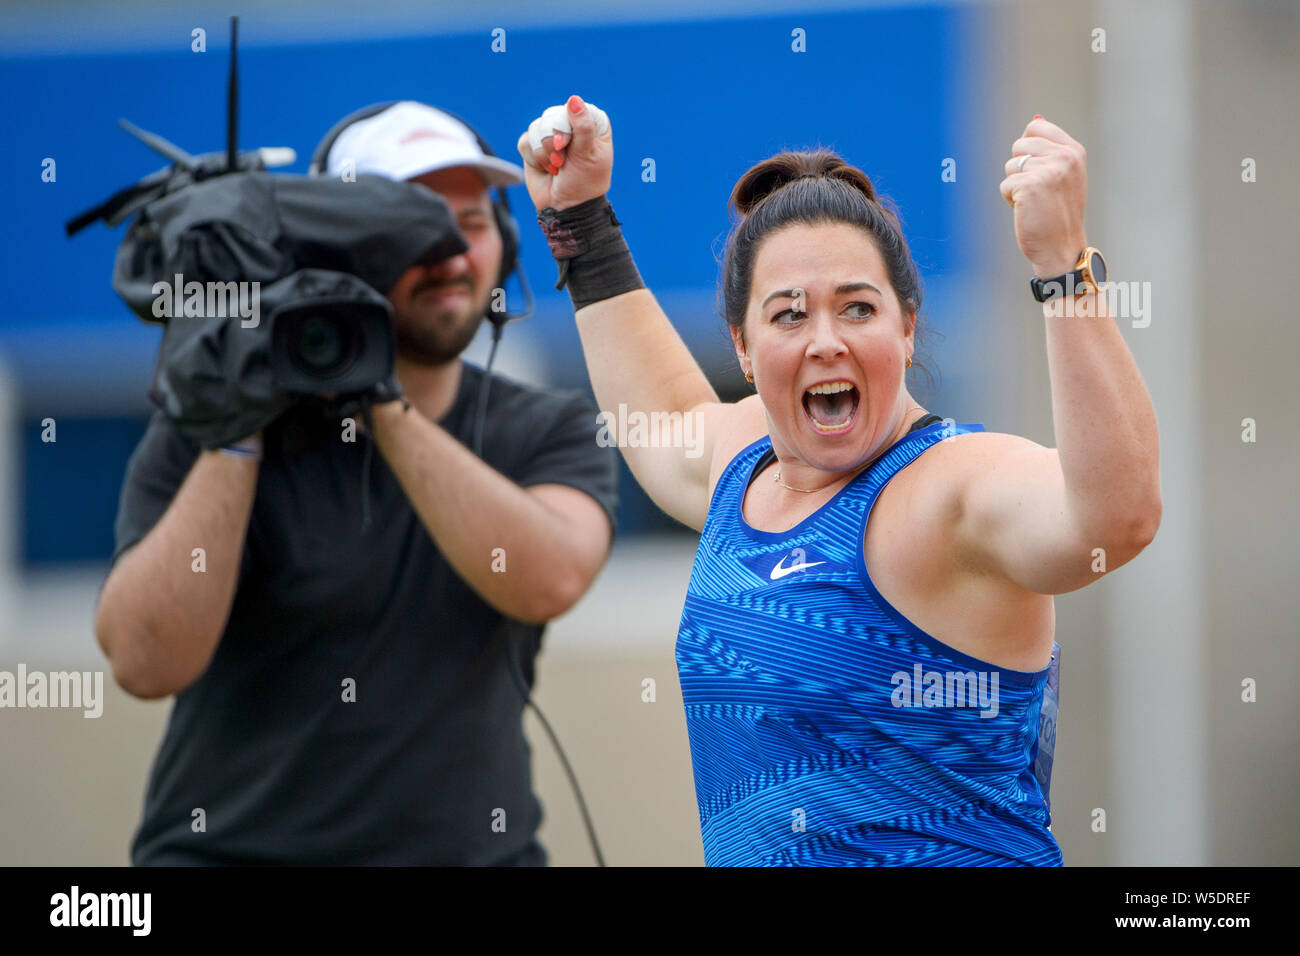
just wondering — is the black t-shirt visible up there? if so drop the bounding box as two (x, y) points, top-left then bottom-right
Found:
(113, 362), (619, 865)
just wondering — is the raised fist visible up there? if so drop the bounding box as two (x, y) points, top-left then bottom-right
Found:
(999, 115), (1089, 279)
(516, 94), (613, 212)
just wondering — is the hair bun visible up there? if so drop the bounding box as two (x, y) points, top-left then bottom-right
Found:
(729, 148), (878, 216)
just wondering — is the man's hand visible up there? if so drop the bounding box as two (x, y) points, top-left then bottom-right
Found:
(999, 115), (1089, 278)
(517, 95), (613, 212)
(368, 400), (611, 624)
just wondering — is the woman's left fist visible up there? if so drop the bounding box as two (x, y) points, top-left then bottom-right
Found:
(1000, 116), (1088, 278)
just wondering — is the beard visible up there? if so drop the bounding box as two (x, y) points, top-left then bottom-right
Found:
(393, 276), (490, 365)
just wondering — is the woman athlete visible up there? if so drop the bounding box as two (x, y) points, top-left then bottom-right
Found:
(517, 96), (1161, 866)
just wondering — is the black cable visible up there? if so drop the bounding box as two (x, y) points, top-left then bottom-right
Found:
(358, 393), (375, 532)
(504, 628), (606, 867)
(225, 16), (238, 172)
(471, 321), (501, 459)
(473, 317), (607, 868)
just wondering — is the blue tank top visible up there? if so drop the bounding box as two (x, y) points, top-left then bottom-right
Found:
(675, 418), (1062, 866)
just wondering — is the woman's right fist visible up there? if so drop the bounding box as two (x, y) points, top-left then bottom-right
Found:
(516, 94), (613, 212)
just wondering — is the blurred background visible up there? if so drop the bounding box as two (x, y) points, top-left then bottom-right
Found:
(0, 0), (1295, 866)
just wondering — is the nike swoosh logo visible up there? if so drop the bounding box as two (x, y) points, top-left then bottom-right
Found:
(769, 557), (827, 580)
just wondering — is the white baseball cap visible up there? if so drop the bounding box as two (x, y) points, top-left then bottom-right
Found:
(325, 101), (525, 187)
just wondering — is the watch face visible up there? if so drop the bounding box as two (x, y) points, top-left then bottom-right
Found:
(1090, 251), (1107, 284)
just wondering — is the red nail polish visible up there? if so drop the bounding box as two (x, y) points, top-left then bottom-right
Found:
(550, 151), (564, 166)
(1033, 114), (1043, 120)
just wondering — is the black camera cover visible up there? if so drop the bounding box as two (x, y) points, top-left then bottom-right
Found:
(110, 172), (468, 448)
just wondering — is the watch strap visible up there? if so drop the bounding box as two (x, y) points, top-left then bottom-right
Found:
(1030, 249), (1091, 302)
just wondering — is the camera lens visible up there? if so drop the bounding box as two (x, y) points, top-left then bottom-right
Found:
(292, 314), (357, 377)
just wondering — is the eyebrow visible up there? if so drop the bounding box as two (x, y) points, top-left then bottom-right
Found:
(762, 282), (883, 309)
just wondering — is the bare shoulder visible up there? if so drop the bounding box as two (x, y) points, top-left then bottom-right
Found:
(705, 395), (769, 495)
(920, 429), (1057, 475)
(903, 429), (1069, 584)
(934, 429), (1059, 491)
(900, 429), (1059, 534)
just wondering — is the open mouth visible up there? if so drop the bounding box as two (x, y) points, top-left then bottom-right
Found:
(802, 381), (860, 433)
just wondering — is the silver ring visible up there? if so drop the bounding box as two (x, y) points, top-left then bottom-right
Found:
(1016, 154), (1031, 173)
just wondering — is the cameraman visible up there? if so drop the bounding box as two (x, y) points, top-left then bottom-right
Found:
(93, 101), (619, 866)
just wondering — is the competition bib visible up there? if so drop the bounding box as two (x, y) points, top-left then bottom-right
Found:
(1033, 642), (1060, 808)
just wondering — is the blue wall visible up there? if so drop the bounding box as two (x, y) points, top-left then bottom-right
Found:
(1, 6), (972, 563)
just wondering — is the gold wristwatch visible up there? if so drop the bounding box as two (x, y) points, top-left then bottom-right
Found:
(1031, 246), (1107, 302)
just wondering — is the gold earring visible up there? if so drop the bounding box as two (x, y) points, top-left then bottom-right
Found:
(905, 356), (912, 369)
(745, 369), (754, 383)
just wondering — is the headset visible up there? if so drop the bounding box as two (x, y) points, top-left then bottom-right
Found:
(311, 101), (539, 456)
(310, 103), (604, 866)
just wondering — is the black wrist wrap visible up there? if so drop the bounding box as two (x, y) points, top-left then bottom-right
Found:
(537, 195), (645, 311)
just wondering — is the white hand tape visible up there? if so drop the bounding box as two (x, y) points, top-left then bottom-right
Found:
(528, 102), (610, 153)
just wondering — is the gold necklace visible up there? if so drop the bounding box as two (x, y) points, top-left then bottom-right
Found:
(773, 470), (841, 493)
(773, 405), (927, 493)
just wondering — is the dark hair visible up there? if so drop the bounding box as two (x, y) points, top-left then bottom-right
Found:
(718, 148), (939, 396)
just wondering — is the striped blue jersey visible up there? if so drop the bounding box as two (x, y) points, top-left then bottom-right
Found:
(674, 419), (1062, 866)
